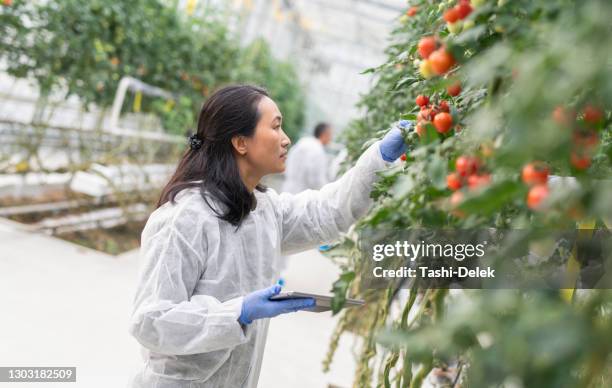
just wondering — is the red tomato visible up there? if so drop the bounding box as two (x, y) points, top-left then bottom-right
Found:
(450, 191), (465, 217)
(527, 184), (549, 210)
(418, 108), (434, 122)
(407, 6), (418, 16)
(439, 100), (450, 113)
(443, 8), (460, 23)
(456, 2), (473, 19)
(456, 156), (480, 177)
(447, 82), (462, 96)
(429, 48), (455, 75)
(447, 173), (463, 191)
(433, 112), (453, 133)
(418, 36), (437, 59)
(572, 130), (599, 148)
(583, 105), (603, 124)
(521, 162), (549, 186)
(551, 106), (572, 127)
(468, 174), (491, 190)
(416, 121), (428, 137)
(400, 153), (407, 161)
(416, 94), (430, 107)
(570, 152), (591, 170)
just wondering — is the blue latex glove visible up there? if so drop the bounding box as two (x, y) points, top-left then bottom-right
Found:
(379, 120), (411, 162)
(318, 244), (332, 252)
(238, 284), (315, 325)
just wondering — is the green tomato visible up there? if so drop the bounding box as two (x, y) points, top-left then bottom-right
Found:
(462, 20), (475, 31)
(472, 0), (486, 7)
(447, 21), (463, 34)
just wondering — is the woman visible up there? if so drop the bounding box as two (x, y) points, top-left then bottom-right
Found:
(129, 85), (408, 387)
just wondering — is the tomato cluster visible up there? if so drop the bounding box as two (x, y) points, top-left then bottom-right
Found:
(446, 155), (491, 217)
(417, 36), (456, 78)
(415, 95), (456, 135)
(447, 156), (490, 190)
(443, 0), (473, 24)
(552, 104), (604, 170)
(521, 162), (550, 210)
(442, 0), (474, 33)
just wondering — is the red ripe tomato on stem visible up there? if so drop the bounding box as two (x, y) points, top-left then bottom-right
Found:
(446, 173), (462, 191)
(407, 6), (418, 17)
(418, 37), (437, 59)
(443, 8), (460, 23)
(433, 112), (453, 133)
(418, 108), (435, 122)
(439, 100), (450, 113)
(468, 174), (491, 190)
(456, 156), (480, 177)
(450, 191), (465, 217)
(527, 184), (549, 210)
(552, 106), (574, 127)
(582, 105), (603, 124)
(429, 48), (455, 75)
(570, 152), (592, 170)
(416, 95), (430, 107)
(416, 121), (429, 137)
(521, 162), (549, 186)
(572, 130), (599, 148)
(456, 1), (473, 19)
(447, 82), (462, 96)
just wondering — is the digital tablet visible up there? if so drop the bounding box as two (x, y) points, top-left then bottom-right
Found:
(269, 291), (365, 313)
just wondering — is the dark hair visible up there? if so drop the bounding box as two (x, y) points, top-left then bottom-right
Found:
(157, 84), (269, 227)
(313, 122), (330, 138)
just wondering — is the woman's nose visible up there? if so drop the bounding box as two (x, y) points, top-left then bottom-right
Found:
(281, 130), (291, 148)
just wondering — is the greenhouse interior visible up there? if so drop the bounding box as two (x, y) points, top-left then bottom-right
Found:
(1, 0), (611, 387)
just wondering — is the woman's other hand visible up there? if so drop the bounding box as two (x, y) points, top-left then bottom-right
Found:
(238, 284), (315, 325)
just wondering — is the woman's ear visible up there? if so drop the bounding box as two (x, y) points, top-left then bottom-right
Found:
(231, 135), (248, 156)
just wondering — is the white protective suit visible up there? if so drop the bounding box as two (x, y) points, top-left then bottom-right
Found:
(128, 141), (388, 387)
(282, 136), (329, 193)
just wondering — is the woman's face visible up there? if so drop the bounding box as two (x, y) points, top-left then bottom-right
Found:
(242, 96), (291, 175)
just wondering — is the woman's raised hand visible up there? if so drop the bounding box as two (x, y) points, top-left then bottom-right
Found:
(379, 120), (413, 162)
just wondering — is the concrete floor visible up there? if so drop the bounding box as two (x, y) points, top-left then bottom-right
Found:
(0, 218), (357, 388)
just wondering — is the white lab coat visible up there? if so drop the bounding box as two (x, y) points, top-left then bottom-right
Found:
(128, 141), (389, 387)
(282, 136), (329, 194)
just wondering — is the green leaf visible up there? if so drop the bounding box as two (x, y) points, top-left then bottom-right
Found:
(426, 153), (449, 190)
(390, 174), (416, 199)
(453, 25), (487, 45)
(419, 123), (439, 145)
(459, 180), (526, 215)
(330, 271), (355, 315)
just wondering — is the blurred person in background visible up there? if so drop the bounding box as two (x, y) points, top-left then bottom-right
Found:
(128, 85), (408, 387)
(281, 122), (333, 194)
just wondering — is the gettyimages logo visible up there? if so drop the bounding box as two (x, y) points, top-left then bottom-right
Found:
(372, 240), (487, 262)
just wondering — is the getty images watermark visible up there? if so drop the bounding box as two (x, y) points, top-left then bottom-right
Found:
(371, 239), (494, 279)
(358, 228), (612, 289)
